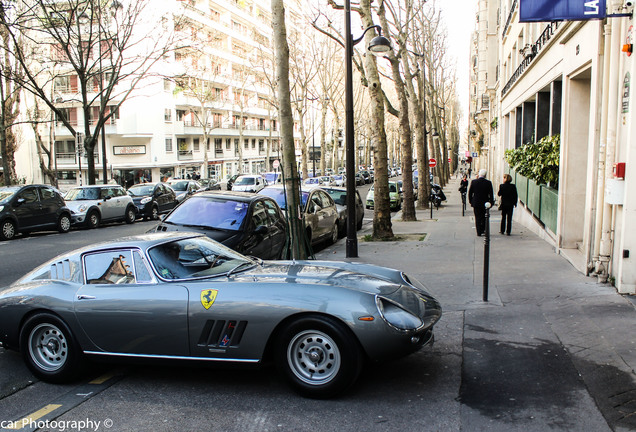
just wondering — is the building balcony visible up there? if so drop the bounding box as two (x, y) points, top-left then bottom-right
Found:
(178, 150), (193, 161)
(55, 152), (100, 165)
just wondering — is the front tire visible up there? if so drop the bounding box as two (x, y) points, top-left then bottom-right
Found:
(150, 205), (159, 221)
(275, 316), (363, 399)
(86, 210), (100, 229)
(20, 313), (84, 383)
(57, 214), (71, 233)
(1, 219), (16, 240)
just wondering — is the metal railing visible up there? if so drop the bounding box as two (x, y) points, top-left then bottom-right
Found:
(502, 0), (518, 38)
(502, 21), (560, 97)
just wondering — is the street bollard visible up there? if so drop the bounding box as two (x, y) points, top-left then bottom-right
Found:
(483, 202), (491, 302)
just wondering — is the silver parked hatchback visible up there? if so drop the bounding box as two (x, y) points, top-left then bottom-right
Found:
(65, 185), (136, 228)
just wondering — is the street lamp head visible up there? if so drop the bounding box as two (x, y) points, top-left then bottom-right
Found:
(368, 35), (392, 54)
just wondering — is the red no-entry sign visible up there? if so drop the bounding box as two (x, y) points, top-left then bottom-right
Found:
(429, 158), (437, 168)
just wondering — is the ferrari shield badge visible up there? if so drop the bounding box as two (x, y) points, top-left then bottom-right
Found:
(201, 289), (218, 309)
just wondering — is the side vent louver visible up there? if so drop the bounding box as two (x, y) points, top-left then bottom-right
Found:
(197, 320), (247, 348)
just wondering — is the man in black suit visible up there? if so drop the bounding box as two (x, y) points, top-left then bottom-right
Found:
(468, 169), (495, 236)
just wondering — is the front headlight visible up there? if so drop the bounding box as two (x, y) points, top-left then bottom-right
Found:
(140, 197), (151, 204)
(0, 205), (4, 212)
(376, 297), (423, 331)
(77, 204), (87, 213)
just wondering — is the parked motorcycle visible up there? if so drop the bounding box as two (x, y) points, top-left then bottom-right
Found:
(429, 183), (447, 209)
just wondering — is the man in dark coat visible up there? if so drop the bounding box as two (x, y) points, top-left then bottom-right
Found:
(468, 169), (495, 236)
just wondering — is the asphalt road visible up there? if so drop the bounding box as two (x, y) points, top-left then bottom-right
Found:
(0, 182), (427, 432)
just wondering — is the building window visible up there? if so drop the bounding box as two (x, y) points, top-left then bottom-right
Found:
(164, 79), (171, 91)
(226, 138), (231, 150)
(176, 110), (186, 121)
(193, 138), (200, 151)
(165, 138), (173, 152)
(252, 139), (256, 149)
(165, 109), (172, 122)
(243, 139), (248, 150)
(258, 139), (264, 152)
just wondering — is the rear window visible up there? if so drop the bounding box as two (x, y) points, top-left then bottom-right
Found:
(235, 177), (255, 185)
(164, 196), (249, 231)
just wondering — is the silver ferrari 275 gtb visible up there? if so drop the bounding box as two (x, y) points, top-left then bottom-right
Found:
(0, 232), (441, 398)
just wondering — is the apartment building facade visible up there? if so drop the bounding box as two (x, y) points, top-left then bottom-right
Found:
(471, 0), (636, 294)
(14, 0), (303, 189)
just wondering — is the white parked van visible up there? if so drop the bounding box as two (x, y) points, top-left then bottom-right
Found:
(231, 174), (266, 193)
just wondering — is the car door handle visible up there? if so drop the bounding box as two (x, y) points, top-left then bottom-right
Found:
(77, 295), (96, 300)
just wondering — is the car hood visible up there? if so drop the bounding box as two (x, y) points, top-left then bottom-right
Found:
(66, 200), (100, 212)
(234, 260), (416, 297)
(131, 195), (151, 203)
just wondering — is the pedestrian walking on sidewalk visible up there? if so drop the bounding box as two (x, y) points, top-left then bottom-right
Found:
(498, 173), (518, 235)
(468, 169), (494, 236)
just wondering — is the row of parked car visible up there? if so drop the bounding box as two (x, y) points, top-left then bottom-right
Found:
(0, 178), (365, 262)
(0, 178), (221, 241)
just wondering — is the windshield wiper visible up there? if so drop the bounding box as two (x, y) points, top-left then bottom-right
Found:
(226, 261), (255, 277)
(180, 223), (224, 231)
(248, 256), (264, 266)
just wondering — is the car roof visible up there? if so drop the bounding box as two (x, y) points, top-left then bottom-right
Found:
(263, 184), (319, 193)
(193, 190), (265, 203)
(69, 184), (120, 189)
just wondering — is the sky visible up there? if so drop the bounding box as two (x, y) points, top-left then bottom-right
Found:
(437, 0), (477, 133)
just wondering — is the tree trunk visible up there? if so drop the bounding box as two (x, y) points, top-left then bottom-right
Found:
(272, 0), (306, 259)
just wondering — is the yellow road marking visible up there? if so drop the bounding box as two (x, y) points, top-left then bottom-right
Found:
(89, 372), (117, 385)
(6, 404), (62, 429)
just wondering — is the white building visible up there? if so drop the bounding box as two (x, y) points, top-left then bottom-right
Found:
(13, 0), (305, 189)
(474, 0), (636, 294)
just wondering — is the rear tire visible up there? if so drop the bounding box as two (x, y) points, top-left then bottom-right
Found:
(330, 223), (338, 245)
(275, 316), (363, 399)
(20, 313), (84, 383)
(1, 219), (16, 240)
(57, 214), (71, 233)
(125, 206), (136, 224)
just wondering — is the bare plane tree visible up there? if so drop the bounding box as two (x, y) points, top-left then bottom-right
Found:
(0, 0), (183, 184)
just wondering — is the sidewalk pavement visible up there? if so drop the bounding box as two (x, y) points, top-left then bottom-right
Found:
(315, 175), (636, 431)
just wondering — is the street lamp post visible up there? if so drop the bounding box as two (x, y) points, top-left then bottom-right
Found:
(344, 0), (391, 258)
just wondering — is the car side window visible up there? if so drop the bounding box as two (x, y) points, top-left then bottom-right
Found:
(251, 201), (268, 228)
(319, 191), (333, 208)
(84, 250), (136, 285)
(263, 199), (280, 226)
(40, 187), (58, 201)
(19, 188), (38, 204)
(133, 250), (153, 283)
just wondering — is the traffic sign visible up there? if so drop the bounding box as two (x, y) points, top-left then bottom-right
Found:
(448, 157), (451, 163)
(428, 158), (437, 168)
(273, 159), (280, 169)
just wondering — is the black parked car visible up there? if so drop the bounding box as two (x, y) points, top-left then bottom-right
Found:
(127, 182), (178, 220)
(0, 185), (72, 240)
(226, 174), (240, 191)
(153, 191), (287, 260)
(197, 178), (222, 191)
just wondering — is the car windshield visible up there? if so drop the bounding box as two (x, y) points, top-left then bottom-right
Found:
(65, 188), (100, 200)
(333, 175), (343, 180)
(148, 237), (253, 280)
(389, 183), (398, 193)
(259, 188), (309, 209)
(164, 196), (248, 231)
(169, 181), (189, 191)
(234, 177), (255, 185)
(0, 187), (20, 203)
(128, 185), (155, 196)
